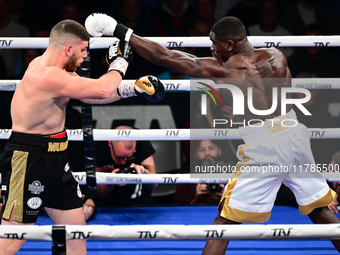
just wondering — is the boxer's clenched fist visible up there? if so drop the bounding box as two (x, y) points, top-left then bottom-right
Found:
(85, 13), (133, 42)
(106, 39), (134, 77)
(118, 75), (165, 102)
(134, 75), (165, 102)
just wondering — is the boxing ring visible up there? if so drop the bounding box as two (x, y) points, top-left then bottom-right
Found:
(1, 35), (340, 254)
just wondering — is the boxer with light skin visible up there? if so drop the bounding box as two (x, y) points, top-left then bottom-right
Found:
(85, 13), (340, 253)
(0, 19), (164, 254)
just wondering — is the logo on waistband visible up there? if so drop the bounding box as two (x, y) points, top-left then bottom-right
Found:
(48, 140), (68, 152)
(47, 141), (68, 152)
(266, 118), (292, 138)
(28, 180), (44, 194)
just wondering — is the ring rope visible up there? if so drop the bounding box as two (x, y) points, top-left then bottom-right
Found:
(1, 78), (340, 91)
(1, 224), (340, 241)
(70, 172), (340, 185)
(0, 172), (339, 186)
(0, 128), (338, 140)
(0, 172), (338, 185)
(0, 36), (340, 49)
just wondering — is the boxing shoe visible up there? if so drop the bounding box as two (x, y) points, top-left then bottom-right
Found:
(85, 13), (133, 42)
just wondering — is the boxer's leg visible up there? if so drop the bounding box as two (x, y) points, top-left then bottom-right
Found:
(46, 207), (87, 255)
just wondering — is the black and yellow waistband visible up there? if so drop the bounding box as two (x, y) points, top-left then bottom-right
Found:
(6, 129), (68, 154)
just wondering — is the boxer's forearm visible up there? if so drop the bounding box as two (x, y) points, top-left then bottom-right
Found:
(129, 34), (221, 78)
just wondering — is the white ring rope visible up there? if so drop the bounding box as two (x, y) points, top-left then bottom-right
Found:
(1, 224), (340, 241)
(0, 128), (338, 140)
(74, 172), (231, 185)
(71, 172), (340, 185)
(0, 172), (339, 186)
(0, 225), (52, 241)
(1, 78), (340, 91)
(63, 223), (340, 240)
(0, 36), (340, 49)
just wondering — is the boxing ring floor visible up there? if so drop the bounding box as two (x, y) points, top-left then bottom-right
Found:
(16, 205), (338, 255)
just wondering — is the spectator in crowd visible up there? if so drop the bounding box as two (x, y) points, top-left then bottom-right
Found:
(8, 0), (25, 22)
(0, 54), (5, 78)
(188, 18), (213, 57)
(34, 27), (50, 37)
(213, 0), (243, 21)
(193, 0), (217, 27)
(57, 0), (88, 24)
(13, 49), (42, 79)
(116, 0), (165, 79)
(83, 125), (157, 220)
(0, 0), (30, 78)
(89, 0), (164, 80)
(191, 89), (241, 164)
(247, 0), (294, 59)
(288, 24), (340, 115)
(293, 74), (335, 166)
(288, 24), (340, 78)
(227, 0), (260, 28)
(174, 140), (227, 205)
(18, 0), (55, 34)
(327, 151), (340, 214)
(118, 0), (157, 36)
(281, 0), (340, 36)
(156, 0), (194, 36)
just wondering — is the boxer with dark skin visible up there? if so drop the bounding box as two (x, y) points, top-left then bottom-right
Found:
(129, 17), (291, 121)
(127, 17), (340, 254)
(86, 14), (340, 253)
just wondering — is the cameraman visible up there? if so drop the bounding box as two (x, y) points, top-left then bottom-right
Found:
(174, 140), (228, 205)
(83, 125), (157, 220)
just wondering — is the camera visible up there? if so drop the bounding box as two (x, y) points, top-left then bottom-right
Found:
(207, 184), (222, 193)
(117, 167), (137, 174)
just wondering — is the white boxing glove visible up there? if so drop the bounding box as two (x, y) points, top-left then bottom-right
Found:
(85, 13), (134, 41)
(85, 13), (117, 37)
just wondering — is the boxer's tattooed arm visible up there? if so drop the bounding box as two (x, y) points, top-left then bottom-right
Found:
(255, 58), (288, 78)
(255, 60), (274, 77)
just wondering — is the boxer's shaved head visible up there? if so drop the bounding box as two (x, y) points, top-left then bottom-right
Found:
(50, 19), (90, 46)
(210, 16), (246, 42)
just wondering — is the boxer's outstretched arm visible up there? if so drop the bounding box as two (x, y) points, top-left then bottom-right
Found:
(85, 13), (225, 78)
(129, 34), (226, 78)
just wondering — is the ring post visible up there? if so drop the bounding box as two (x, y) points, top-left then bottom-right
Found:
(80, 47), (97, 195)
(52, 225), (66, 255)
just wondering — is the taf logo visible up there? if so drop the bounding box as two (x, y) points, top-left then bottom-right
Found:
(197, 82), (222, 115)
